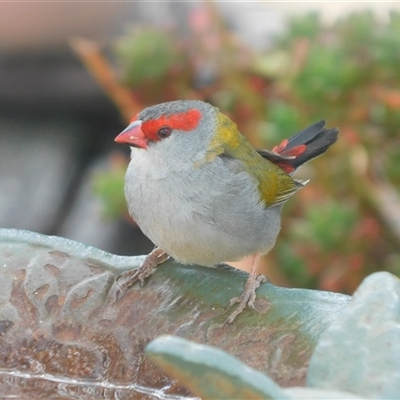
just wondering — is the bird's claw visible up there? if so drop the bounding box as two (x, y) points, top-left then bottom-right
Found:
(115, 248), (169, 301)
(224, 273), (267, 326)
(256, 273), (268, 285)
(115, 272), (135, 301)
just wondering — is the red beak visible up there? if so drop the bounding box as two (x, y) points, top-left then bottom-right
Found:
(114, 120), (148, 149)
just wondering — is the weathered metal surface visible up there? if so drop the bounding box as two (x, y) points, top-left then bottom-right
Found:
(146, 336), (363, 400)
(0, 228), (350, 398)
(308, 271), (400, 399)
(146, 335), (290, 400)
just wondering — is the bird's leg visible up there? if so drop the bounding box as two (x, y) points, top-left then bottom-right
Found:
(225, 253), (267, 325)
(116, 247), (169, 300)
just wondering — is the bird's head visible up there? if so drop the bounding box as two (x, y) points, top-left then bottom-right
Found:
(115, 100), (218, 162)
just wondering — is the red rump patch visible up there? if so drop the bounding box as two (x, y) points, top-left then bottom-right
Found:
(272, 140), (307, 173)
(271, 139), (289, 154)
(141, 109), (202, 142)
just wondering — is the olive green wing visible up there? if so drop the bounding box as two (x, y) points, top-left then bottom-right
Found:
(204, 110), (305, 207)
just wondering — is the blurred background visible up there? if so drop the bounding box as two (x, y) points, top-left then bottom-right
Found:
(1, 1), (400, 294)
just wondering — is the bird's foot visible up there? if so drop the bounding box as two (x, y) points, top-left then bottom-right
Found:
(224, 273), (268, 326)
(115, 247), (169, 300)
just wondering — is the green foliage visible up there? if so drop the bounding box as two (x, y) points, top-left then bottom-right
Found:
(284, 12), (322, 40)
(116, 27), (187, 87)
(293, 201), (358, 252)
(276, 241), (311, 288)
(92, 156), (127, 219)
(266, 11), (400, 292)
(263, 101), (301, 143)
(295, 45), (361, 104)
(94, 7), (400, 294)
(386, 148), (400, 186)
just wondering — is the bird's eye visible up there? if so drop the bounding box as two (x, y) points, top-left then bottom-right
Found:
(157, 126), (172, 139)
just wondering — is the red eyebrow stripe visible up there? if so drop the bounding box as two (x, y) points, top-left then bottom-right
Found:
(141, 109), (202, 141)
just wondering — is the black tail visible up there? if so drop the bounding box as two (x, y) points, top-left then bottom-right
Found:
(257, 120), (339, 173)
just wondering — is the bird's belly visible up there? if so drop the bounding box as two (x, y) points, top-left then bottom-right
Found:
(125, 158), (282, 266)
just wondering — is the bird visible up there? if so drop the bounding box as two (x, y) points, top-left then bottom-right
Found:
(114, 99), (338, 324)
